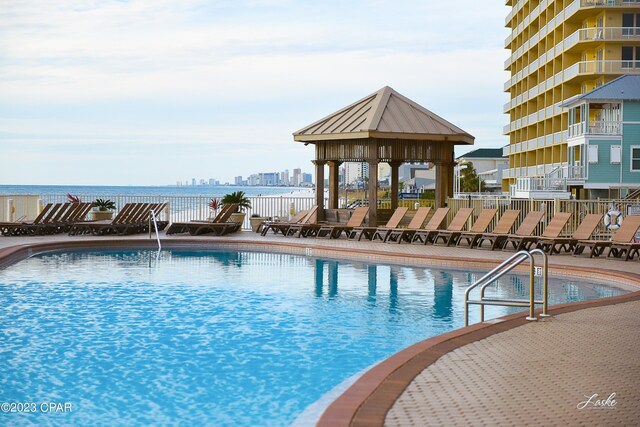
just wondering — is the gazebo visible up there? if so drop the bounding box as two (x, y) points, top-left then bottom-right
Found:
(293, 86), (474, 226)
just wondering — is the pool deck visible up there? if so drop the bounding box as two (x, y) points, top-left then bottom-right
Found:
(1, 231), (639, 426)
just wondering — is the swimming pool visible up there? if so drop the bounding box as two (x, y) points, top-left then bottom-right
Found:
(0, 250), (626, 426)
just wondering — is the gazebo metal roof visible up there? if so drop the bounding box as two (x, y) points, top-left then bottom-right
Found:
(294, 86), (474, 144)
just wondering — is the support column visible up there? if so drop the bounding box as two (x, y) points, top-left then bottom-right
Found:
(367, 160), (378, 226)
(328, 161), (341, 209)
(389, 161), (402, 210)
(435, 161), (455, 208)
(313, 160), (326, 221)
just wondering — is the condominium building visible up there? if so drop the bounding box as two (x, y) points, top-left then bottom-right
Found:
(503, 0), (640, 198)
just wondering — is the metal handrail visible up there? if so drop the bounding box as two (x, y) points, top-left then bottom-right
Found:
(464, 248), (548, 326)
(149, 209), (162, 251)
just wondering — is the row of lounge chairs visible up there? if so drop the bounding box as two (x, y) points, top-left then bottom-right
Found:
(261, 205), (640, 260)
(0, 202), (94, 236)
(0, 202), (169, 236)
(68, 202), (168, 236)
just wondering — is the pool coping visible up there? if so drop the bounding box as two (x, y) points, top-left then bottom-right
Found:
(1, 237), (639, 426)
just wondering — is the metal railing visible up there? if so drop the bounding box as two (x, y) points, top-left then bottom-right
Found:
(149, 210), (161, 251)
(464, 249), (549, 326)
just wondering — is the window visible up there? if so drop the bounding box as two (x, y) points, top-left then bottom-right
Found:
(632, 146), (640, 172)
(588, 145), (599, 164)
(621, 46), (640, 68)
(611, 145), (622, 164)
(622, 13), (640, 36)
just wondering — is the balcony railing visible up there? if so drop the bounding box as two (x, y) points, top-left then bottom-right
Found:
(579, 0), (640, 7)
(568, 120), (622, 138)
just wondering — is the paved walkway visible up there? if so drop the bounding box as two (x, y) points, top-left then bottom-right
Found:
(1, 231), (639, 426)
(386, 300), (640, 427)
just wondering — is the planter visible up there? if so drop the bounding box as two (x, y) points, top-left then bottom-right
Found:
(250, 217), (269, 233)
(91, 210), (114, 221)
(229, 212), (246, 227)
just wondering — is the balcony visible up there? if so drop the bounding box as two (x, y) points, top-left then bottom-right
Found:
(564, 60), (640, 82)
(568, 120), (622, 138)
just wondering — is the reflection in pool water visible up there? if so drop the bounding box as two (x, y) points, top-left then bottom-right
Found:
(0, 250), (626, 426)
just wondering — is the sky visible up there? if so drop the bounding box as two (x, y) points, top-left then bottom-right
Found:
(0, 0), (510, 186)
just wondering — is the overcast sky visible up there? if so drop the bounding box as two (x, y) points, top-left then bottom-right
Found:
(1, 0), (509, 186)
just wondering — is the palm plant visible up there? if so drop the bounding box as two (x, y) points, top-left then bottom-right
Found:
(94, 198), (116, 211)
(221, 191), (251, 212)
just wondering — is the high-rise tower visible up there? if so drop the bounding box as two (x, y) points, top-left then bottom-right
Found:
(503, 0), (640, 196)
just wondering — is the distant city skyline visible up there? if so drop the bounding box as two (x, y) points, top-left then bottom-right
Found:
(1, 1), (508, 186)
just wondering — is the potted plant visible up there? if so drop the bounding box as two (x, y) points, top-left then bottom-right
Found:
(249, 213), (270, 233)
(92, 198), (116, 221)
(67, 193), (81, 203)
(221, 191), (251, 227)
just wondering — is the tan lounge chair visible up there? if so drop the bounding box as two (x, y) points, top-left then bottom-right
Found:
(260, 207), (315, 236)
(474, 210), (522, 250)
(537, 213), (602, 254)
(314, 207), (369, 239)
(282, 206), (321, 237)
(382, 207), (432, 243)
(502, 212), (572, 252)
(607, 215), (640, 260)
(574, 215), (640, 259)
(450, 208), (499, 248)
(348, 207), (409, 241)
(499, 211), (546, 251)
(410, 208), (451, 244)
(430, 208), (476, 246)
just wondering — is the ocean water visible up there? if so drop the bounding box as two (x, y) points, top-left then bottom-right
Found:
(0, 185), (301, 198)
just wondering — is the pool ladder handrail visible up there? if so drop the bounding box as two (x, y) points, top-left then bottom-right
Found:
(464, 248), (549, 326)
(149, 209), (162, 252)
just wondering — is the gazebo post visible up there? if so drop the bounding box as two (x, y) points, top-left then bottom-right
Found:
(328, 160), (341, 209)
(389, 161), (402, 210)
(313, 160), (326, 220)
(435, 160), (455, 208)
(368, 160), (378, 226)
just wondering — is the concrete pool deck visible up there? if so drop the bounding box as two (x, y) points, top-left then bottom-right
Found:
(1, 231), (639, 426)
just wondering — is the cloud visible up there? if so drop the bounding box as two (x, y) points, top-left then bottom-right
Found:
(0, 0), (510, 185)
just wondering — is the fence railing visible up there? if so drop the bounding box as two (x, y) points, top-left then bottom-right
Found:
(447, 197), (640, 240)
(4, 194), (318, 230)
(3, 194), (639, 237)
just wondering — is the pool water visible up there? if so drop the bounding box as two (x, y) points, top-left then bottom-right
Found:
(0, 250), (626, 426)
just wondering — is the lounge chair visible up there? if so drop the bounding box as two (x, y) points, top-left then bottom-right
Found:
(429, 208), (476, 246)
(281, 207), (322, 237)
(536, 213), (602, 254)
(0, 202), (56, 236)
(410, 208), (451, 244)
(608, 216), (640, 260)
(436, 208), (498, 247)
(382, 207), (432, 243)
(260, 207), (315, 236)
(314, 207), (369, 239)
(498, 211), (546, 251)
(347, 207), (409, 241)
(166, 204), (239, 236)
(502, 212), (572, 252)
(473, 210), (521, 250)
(574, 215), (640, 259)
